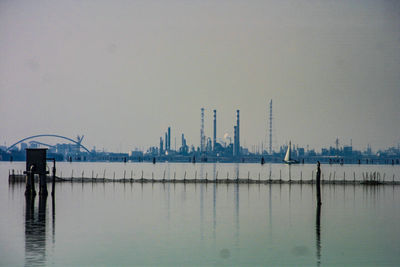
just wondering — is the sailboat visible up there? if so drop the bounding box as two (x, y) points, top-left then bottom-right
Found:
(283, 141), (299, 164)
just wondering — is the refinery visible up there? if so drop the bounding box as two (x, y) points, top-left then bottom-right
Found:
(1, 100), (399, 164)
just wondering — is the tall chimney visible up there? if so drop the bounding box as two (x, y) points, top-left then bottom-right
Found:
(168, 127), (171, 151)
(236, 110), (240, 156)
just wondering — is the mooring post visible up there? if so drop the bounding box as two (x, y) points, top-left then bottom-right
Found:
(25, 165), (36, 196)
(316, 161), (322, 206)
(51, 159), (56, 197)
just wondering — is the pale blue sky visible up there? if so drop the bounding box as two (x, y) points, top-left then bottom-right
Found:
(1, 0), (399, 152)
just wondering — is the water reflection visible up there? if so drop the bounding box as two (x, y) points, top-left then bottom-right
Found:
(213, 163), (217, 240)
(25, 194), (48, 266)
(316, 203), (322, 266)
(234, 183), (239, 246)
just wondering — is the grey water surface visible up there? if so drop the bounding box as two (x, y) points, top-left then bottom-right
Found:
(1, 162), (399, 266)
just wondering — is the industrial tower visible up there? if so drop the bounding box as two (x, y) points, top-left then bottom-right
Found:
(233, 110), (240, 157)
(200, 108), (205, 153)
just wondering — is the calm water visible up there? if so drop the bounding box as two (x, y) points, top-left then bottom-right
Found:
(1, 162), (400, 266)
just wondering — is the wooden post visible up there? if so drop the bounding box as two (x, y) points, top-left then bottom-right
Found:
(51, 159), (56, 197)
(316, 161), (322, 206)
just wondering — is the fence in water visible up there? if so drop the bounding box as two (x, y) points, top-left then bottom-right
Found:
(8, 168), (400, 185)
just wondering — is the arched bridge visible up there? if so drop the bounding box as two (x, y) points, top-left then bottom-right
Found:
(6, 134), (91, 153)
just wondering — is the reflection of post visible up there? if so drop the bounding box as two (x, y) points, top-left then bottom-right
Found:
(316, 161), (322, 205)
(52, 192), (55, 245)
(316, 161), (322, 266)
(25, 193), (47, 266)
(316, 202), (321, 266)
(213, 163), (217, 240)
(234, 183), (239, 245)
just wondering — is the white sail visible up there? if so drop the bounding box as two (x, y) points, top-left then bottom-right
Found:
(284, 141), (291, 162)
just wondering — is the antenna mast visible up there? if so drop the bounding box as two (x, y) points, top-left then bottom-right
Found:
(269, 99), (273, 154)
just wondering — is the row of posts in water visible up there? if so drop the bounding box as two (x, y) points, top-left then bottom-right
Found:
(9, 168), (398, 184)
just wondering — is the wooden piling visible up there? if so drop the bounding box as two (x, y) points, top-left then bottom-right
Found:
(316, 161), (322, 205)
(52, 160), (56, 197)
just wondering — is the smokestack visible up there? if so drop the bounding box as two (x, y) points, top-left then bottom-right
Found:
(165, 132), (168, 151)
(236, 110), (240, 156)
(233, 125), (237, 156)
(159, 137), (164, 155)
(168, 127), (171, 151)
(213, 110), (216, 151)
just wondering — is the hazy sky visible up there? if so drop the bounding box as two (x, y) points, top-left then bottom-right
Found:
(1, 0), (399, 152)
